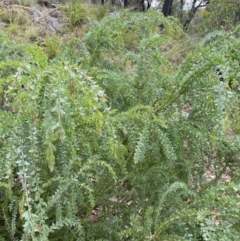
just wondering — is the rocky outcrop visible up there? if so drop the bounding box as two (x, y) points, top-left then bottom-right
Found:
(0, 1), (67, 34)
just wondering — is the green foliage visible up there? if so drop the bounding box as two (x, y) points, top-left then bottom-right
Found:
(44, 36), (62, 60)
(0, 38), (121, 240)
(0, 6), (240, 241)
(67, 1), (90, 26)
(117, 181), (240, 241)
(198, 0), (240, 32)
(81, 10), (184, 110)
(66, 1), (109, 27)
(95, 24), (240, 240)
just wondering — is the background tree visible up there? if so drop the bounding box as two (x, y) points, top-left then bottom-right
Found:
(161, 0), (210, 29)
(182, 0), (209, 29)
(162, 0), (174, 16)
(200, 0), (240, 31)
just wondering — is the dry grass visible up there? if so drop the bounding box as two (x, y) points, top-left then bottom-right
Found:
(65, 2), (109, 27)
(0, 8), (30, 25)
(24, 25), (41, 42)
(162, 37), (200, 68)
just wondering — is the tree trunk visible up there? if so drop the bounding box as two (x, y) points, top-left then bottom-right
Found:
(162, 0), (174, 17)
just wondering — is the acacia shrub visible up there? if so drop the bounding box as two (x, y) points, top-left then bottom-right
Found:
(0, 38), (124, 240)
(0, 12), (240, 241)
(107, 27), (240, 240)
(80, 10), (184, 111)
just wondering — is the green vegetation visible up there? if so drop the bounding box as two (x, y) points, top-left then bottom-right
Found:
(0, 1), (239, 240)
(67, 1), (109, 26)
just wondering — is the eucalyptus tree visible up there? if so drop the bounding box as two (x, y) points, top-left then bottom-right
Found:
(161, 0), (210, 29)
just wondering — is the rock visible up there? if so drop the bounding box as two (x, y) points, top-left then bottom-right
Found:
(0, 22), (7, 27)
(49, 10), (58, 18)
(37, 1), (56, 8)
